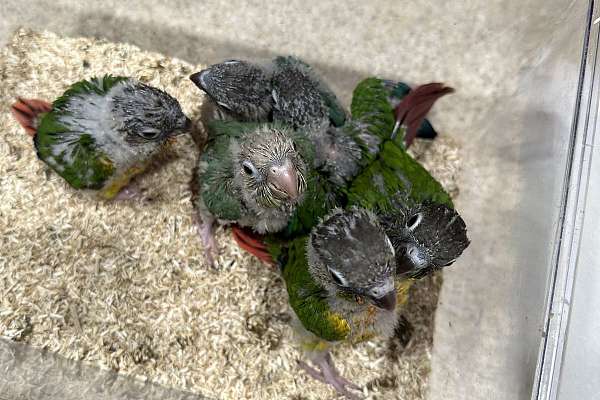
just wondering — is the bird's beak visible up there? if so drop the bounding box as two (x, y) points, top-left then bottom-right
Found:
(395, 244), (426, 278)
(372, 290), (397, 311)
(267, 161), (299, 202)
(190, 70), (209, 91)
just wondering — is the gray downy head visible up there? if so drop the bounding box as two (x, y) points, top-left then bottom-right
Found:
(234, 125), (308, 211)
(111, 80), (190, 145)
(307, 207), (397, 311)
(190, 60), (273, 121)
(271, 56), (329, 130)
(381, 201), (470, 280)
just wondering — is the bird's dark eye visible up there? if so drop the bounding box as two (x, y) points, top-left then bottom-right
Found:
(406, 214), (422, 230)
(242, 160), (257, 176)
(139, 128), (162, 140)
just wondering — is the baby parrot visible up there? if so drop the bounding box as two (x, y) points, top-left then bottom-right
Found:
(279, 207), (400, 399)
(343, 77), (469, 275)
(11, 75), (190, 200)
(191, 120), (313, 266)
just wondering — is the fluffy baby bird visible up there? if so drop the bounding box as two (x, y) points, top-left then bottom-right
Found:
(11, 75), (190, 200)
(279, 207), (400, 399)
(192, 121), (312, 266)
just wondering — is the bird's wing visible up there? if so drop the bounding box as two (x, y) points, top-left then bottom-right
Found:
(197, 134), (243, 221)
(281, 238), (351, 342)
(34, 110), (115, 190)
(346, 141), (453, 211)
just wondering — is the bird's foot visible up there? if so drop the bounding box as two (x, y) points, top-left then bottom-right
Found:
(195, 217), (218, 268)
(298, 353), (363, 400)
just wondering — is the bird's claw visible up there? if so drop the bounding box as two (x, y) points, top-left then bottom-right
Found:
(297, 355), (363, 400)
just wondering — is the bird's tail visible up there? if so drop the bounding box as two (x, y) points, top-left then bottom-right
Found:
(383, 80), (438, 142)
(231, 226), (276, 266)
(391, 83), (454, 147)
(11, 98), (52, 137)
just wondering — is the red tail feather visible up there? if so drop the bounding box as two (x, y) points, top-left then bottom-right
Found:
(11, 98), (52, 138)
(394, 83), (454, 147)
(231, 226), (276, 266)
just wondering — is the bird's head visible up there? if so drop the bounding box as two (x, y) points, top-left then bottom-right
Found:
(112, 81), (191, 145)
(381, 201), (470, 280)
(307, 207), (397, 312)
(190, 60), (272, 121)
(234, 125), (308, 210)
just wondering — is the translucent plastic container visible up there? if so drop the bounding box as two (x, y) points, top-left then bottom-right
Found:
(1, 1), (598, 399)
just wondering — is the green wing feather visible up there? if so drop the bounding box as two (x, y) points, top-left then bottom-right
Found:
(34, 75), (128, 189)
(281, 237), (350, 342)
(351, 77), (398, 144)
(53, 75), (128, 109)
(206, 120), (263, 140)
(346, 139), (453, 210)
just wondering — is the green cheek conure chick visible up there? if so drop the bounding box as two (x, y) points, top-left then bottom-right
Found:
(191, 121), (312, 266)
(281, 207), (402, 399)
(11, 75), (190, 200)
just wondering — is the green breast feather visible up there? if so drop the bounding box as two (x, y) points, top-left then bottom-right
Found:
(34, 75), (128, 190)
(281, 237), (350, 342)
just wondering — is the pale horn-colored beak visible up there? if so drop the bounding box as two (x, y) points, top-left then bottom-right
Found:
(267, 161), (299, 202)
